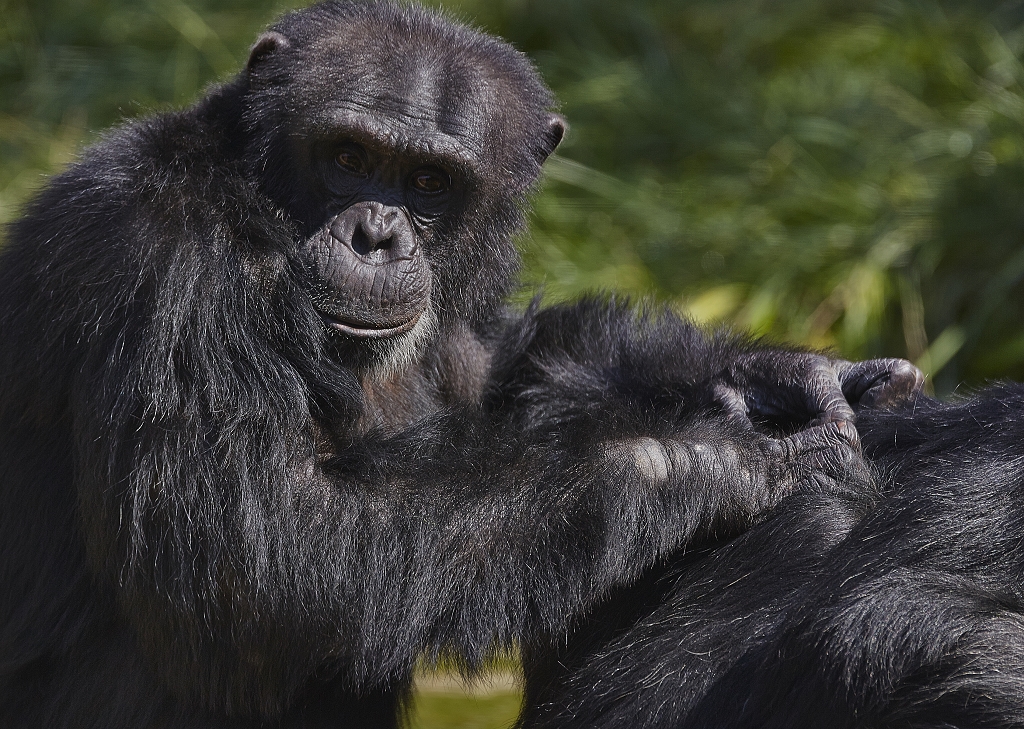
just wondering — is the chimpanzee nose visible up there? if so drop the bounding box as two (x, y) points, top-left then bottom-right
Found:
(329, 202), (417, 261)
(350, 206), (398, 255)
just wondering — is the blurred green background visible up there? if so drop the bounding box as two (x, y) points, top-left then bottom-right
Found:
(5, 0), (1024, 723)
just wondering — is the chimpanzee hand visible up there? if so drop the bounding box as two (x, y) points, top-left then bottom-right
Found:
(710, 350), (857, 437)
(709, 351), (923, 435)
(595, 349), (898, 541)
(706, 352), (920, 497)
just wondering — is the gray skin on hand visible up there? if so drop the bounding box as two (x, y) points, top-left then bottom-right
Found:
(707, 355), (925, 498)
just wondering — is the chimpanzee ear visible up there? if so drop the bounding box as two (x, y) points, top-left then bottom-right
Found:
(247, 32), (290, 71)
(538, 113), (567, 162)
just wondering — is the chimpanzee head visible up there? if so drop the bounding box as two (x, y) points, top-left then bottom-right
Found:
(241, 0), (565, 370)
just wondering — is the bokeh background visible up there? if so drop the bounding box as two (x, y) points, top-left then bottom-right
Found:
(5, 0), (1024, 725)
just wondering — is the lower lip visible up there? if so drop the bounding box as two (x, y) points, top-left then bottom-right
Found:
(320, 311), (422, 338)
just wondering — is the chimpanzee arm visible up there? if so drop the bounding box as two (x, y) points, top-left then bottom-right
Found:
(326, 398), (859, 676)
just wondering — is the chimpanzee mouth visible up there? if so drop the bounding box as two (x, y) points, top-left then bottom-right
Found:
(319, 310), (422, 338)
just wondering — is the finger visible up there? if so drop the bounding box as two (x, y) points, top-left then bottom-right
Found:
(802, 358), (856, 425)
(838, 358), (924, 408)
(860, 360), (925, 408)
(777, 419), (861, 456)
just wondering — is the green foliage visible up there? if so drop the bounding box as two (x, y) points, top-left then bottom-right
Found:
(406, 690), (520, 729)
(408, 662), (521, 729)
(6, 0), (1024, 391)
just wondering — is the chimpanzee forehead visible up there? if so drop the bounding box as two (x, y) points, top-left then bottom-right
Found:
(291, 22), (536, 168)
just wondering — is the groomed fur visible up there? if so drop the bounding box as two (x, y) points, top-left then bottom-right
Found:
(520, 388), (1024, 729)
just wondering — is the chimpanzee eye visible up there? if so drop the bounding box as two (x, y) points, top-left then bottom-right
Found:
(336, 147), (367, 176)
(410, 169), (449, 195)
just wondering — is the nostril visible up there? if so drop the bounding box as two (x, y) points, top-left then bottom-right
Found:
(349, 223), (395, 256)
(350, 225), (373, 256)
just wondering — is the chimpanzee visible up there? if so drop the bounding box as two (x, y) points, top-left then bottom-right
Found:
(0, 2), (915, 726)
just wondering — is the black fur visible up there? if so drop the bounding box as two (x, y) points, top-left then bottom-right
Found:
(0, 2), (887, 726)
(520, 388), (1024, 729)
